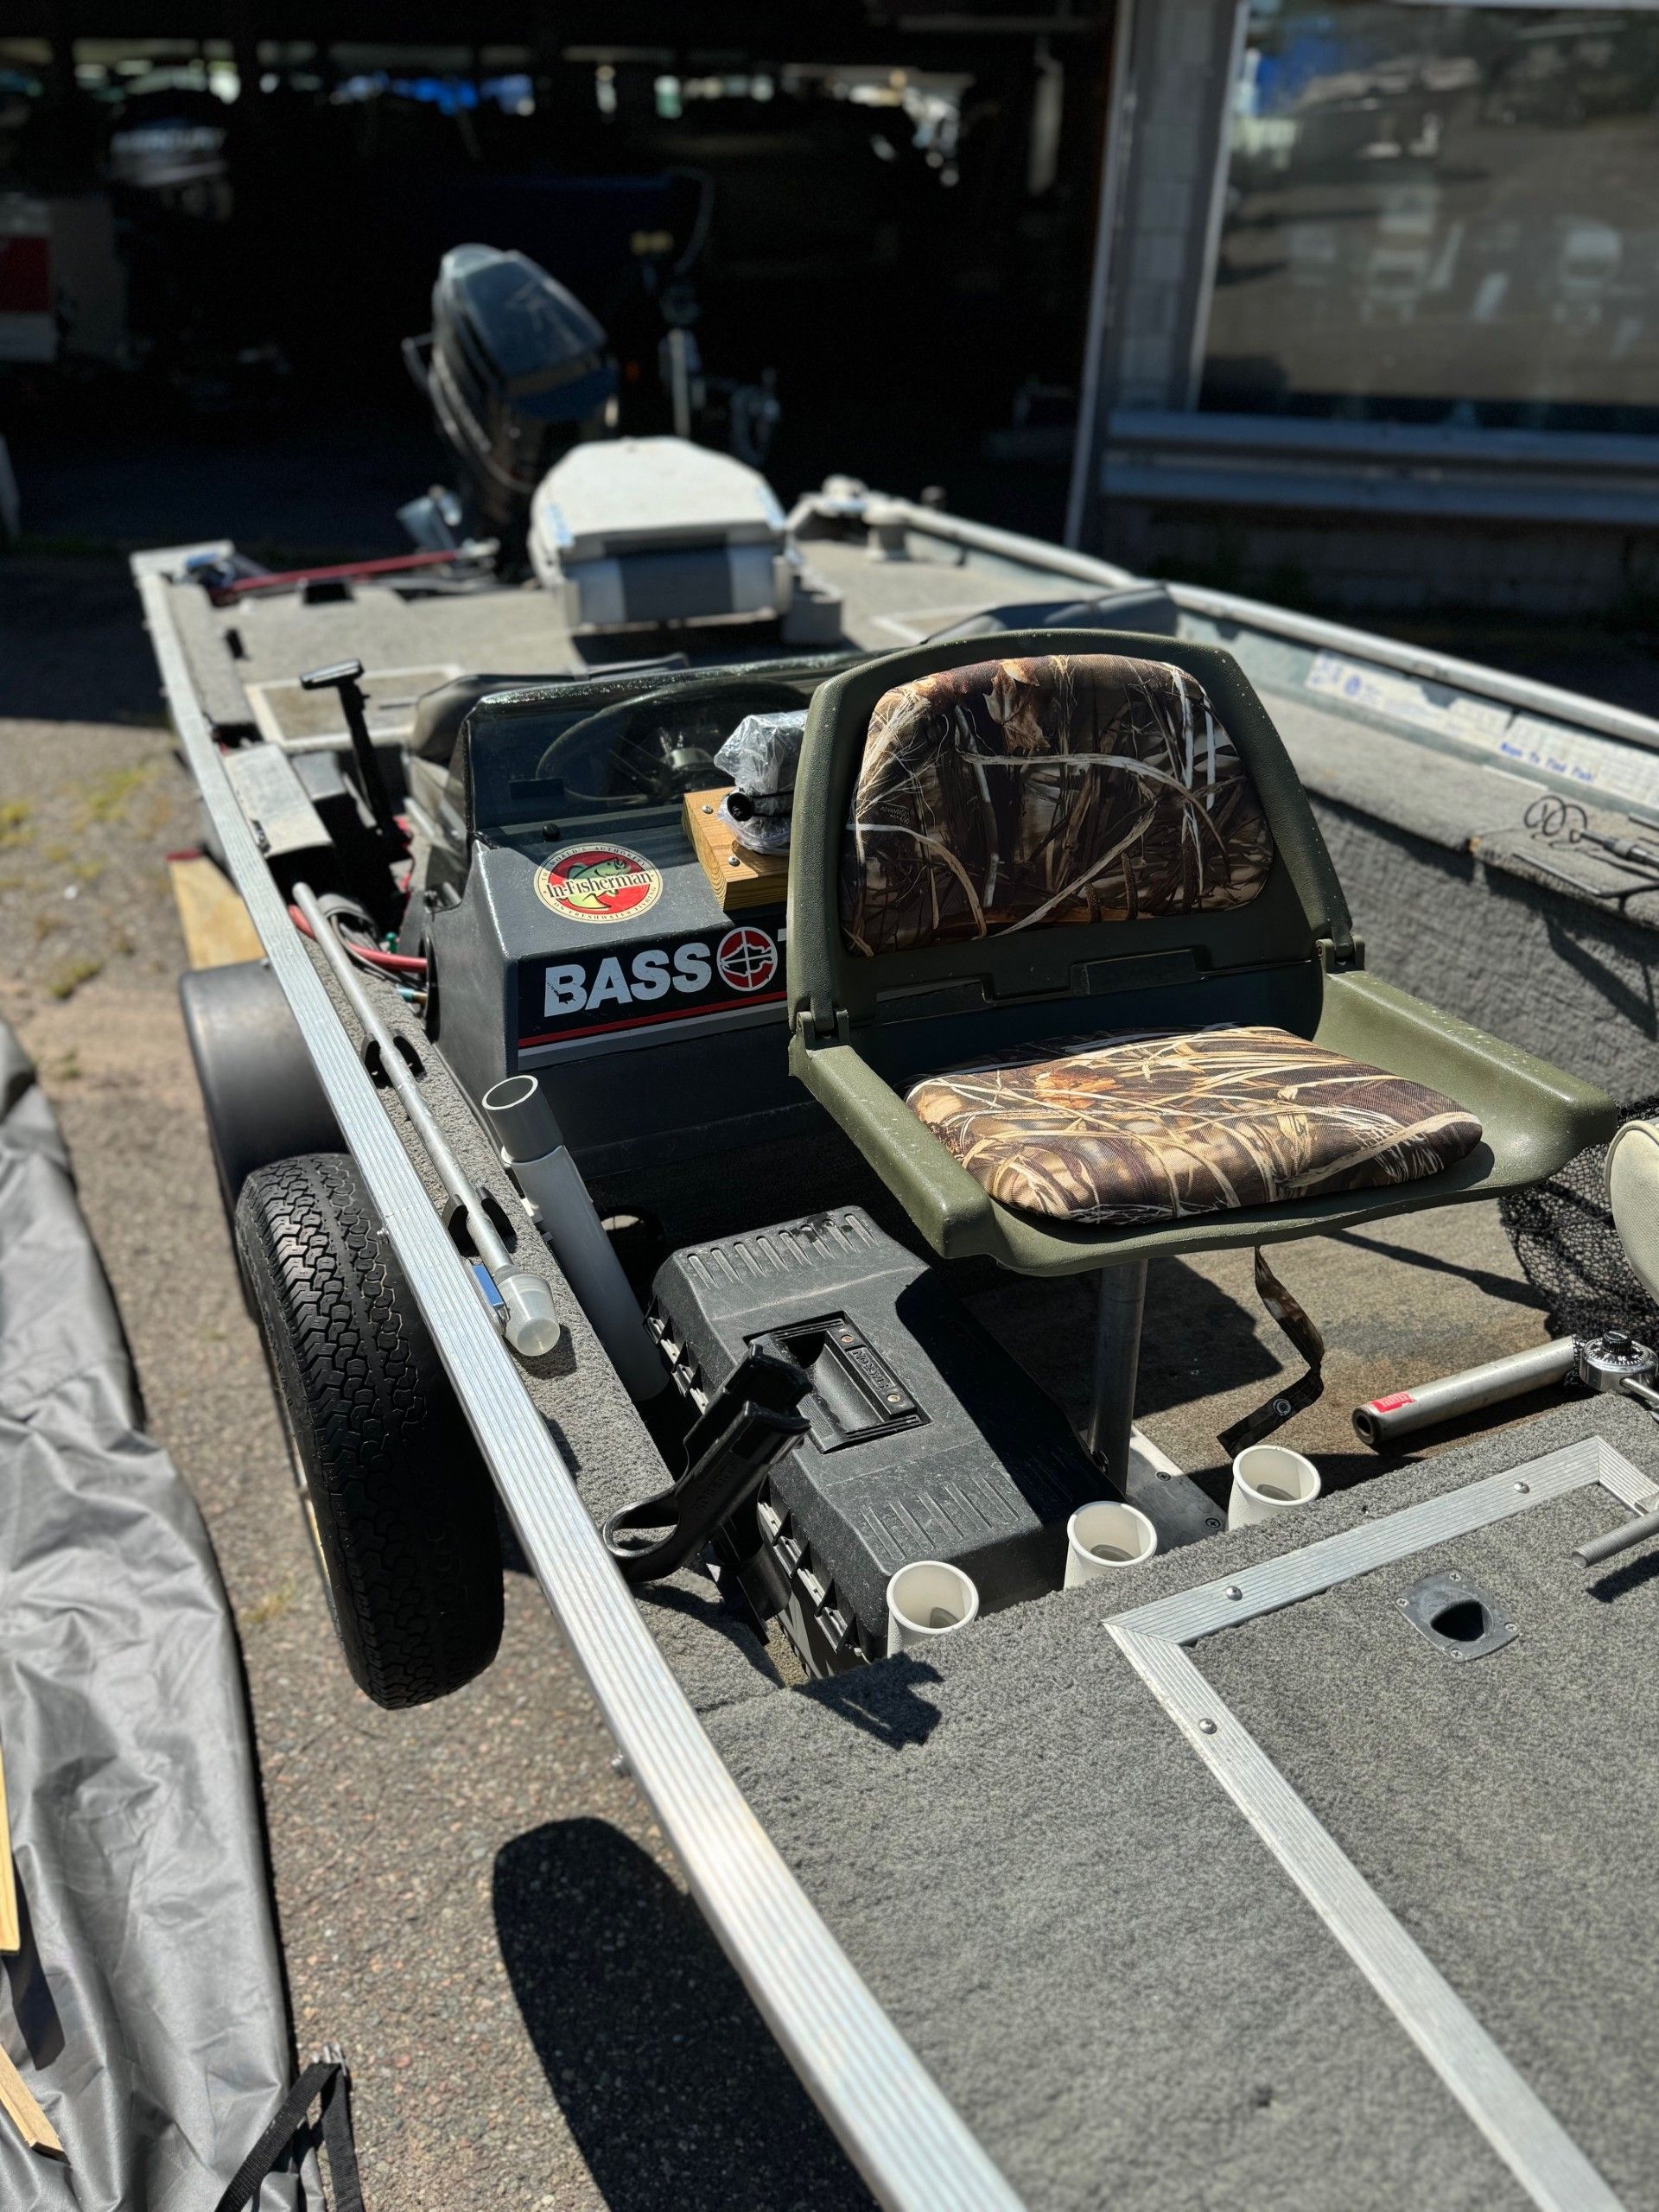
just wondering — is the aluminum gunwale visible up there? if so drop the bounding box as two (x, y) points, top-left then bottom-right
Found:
(137, 562), (1023, 2212)
(789, 491), (1659, 760)
(1107, 1437), (1658, 2212)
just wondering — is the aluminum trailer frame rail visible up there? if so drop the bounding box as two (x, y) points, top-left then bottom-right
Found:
(135, 553), (1023, 2212)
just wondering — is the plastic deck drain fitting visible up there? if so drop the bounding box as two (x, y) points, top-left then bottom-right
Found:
(1398, 1569), (1517, 1661)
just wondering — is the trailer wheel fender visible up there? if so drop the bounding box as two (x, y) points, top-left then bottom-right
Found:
(181, 958), (342, 1224)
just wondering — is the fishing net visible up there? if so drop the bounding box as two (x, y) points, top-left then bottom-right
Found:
(1499, 1094), (1659, 1341)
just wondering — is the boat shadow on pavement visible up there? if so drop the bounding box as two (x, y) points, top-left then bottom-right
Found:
(494, 1818), (876, 2209)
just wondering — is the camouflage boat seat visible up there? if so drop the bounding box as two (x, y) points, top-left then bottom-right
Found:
(785, 629), (1613, 1478)
(906, 1025), (1484, 1230)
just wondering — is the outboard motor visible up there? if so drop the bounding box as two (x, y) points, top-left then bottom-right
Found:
(403, 244), (617, 563)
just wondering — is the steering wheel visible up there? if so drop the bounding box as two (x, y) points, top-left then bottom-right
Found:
(533, 674), (810, 802)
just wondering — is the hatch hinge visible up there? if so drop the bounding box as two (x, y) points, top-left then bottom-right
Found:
(1317, 934), (1365, 974)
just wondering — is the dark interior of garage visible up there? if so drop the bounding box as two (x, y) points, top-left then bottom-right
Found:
(1, 5), (1115, 546)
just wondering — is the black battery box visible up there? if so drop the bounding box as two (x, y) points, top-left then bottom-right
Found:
(649, 1207), (1099, 1664)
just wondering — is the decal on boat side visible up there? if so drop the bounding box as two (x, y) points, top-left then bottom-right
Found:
(715, 925), (779, 994)
(518, 921), (786, 1046)
(534, 842), (663, 925)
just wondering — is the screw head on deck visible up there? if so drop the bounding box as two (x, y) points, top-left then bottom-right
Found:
(1197, 1718), (1217, 1735)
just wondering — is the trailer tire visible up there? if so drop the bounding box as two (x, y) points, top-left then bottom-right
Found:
(236, 1151), (503, 1708)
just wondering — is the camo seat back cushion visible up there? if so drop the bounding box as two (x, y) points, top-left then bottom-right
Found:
(906, 1026), (1483, 1227)
(840, 653), (1274, 957)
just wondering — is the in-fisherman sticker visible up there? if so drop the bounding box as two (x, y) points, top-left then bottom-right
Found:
(535, 842), (662, 925)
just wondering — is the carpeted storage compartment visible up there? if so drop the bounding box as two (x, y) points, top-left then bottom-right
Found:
(649, 1206), (1099, 1669)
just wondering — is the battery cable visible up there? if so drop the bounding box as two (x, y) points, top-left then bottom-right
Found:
(288, 904), (428, 976)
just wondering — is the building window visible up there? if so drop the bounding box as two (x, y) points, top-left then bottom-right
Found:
(1201, 3), (1659, 432)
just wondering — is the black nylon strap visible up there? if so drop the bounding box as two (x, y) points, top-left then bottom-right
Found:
(1217, 1245), (1325, 1459)
(213, 2058), (363, 2212)
(318, 2063), (365, 2212)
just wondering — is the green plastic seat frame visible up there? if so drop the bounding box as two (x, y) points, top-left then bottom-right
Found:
(785, 627), (1616, 1484)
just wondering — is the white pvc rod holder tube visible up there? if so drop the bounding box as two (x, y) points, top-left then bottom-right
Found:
(886, 1561), (979, 1657)
(1065, 1501), (1159, 1587)
(483, 1074), (668, 1405)
(1229, 1445), (1321, 1530)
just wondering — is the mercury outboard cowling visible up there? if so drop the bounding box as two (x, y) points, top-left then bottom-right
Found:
(410, 244), (617, 559)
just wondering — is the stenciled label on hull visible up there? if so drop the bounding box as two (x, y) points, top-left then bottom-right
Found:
(517, 920), (785, 1048)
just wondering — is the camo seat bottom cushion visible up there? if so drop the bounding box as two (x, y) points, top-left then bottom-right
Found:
(904, 1025), (1483, 1228)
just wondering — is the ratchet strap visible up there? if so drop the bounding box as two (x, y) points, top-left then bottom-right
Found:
(1217, 1245), (1326, 1458)
(213, 2053), (363, 2212)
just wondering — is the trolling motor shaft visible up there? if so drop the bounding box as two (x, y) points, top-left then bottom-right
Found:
(1357, 1329), (1659, 1572)
(1354, 1338), (1577, 1447)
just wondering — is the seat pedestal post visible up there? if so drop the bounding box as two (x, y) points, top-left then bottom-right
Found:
(1083, 1258), (1149, 1493)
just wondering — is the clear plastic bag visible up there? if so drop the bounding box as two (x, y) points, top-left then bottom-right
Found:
(713, 709), (807, 855)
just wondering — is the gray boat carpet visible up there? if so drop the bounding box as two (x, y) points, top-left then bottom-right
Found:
(709, 1394), (1659, 2212)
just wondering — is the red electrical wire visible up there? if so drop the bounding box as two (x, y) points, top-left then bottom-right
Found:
(289, 904), (429, 976)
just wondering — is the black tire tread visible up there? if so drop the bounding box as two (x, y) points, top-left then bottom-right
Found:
(236, 1152), (502, 1708)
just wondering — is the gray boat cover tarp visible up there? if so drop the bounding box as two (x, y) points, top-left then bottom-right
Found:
(0, 1020), (298, 2209)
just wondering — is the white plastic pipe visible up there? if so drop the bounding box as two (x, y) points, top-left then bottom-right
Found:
(1229, 1445), (1321, 1530)
(1064, 1500), (1159, 1587)
(886, 1561), (980, 1657)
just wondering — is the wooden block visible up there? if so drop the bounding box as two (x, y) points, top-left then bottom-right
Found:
(168, 856), (264, 971)
(0, 1742), (16, 1955)
(683, 789), (789, 913)
(0, 2045), (62, 2158)
(0, 1745), (62, 2160)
